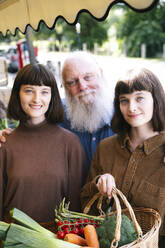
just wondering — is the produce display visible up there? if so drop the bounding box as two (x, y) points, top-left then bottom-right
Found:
(84, 224), (100, 248)
(96, 214), (138, 248)
(0, 199), (138, 248)
(55, 198), (103, 239)
(0, 208), (81, 248)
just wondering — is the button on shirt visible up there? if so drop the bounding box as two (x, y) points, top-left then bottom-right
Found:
(81, 133), (165, 235)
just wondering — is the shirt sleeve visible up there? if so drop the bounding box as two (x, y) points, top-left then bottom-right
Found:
(80, 143), (105, 215)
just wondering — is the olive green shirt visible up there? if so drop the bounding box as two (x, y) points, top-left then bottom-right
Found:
(81, 133), (165, 235)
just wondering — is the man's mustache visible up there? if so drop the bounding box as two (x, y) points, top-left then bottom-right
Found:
(76, 89), (96, 98)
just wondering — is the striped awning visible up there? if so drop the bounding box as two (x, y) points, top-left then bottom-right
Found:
(0, 0), (157, 35)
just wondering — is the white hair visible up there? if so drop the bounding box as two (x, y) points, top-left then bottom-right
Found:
(62, 51), (114, 133)
(65, 78), (113, 133)
(62, 51), (101, 79)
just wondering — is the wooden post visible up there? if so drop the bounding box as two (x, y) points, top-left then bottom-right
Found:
(25, 26), (36, 63)
(141, 43), (146, 58)
(94, 43), (98, 54)
(82, 43), (87, 51)
(123, 43), (127, 57)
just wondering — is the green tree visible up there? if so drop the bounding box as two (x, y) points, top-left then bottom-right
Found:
(33, 12), (109, 51)
(114, 1), (165, 58)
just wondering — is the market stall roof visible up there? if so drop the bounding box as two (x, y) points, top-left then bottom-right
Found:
(0, 0), (157, 36)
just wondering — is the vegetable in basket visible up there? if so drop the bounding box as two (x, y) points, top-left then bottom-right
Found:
(96, 214), (138, 248)
(55, 198), (103, 239)
(0, 208), (82, 248)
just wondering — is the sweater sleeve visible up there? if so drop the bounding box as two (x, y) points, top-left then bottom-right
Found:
(66, 134), (88, 212)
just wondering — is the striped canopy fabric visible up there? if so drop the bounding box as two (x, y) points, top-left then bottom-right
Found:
(0, 0), (157, 35)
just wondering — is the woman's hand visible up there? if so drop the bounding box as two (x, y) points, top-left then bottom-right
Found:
(0, 128), (12, 147)
(96, 173), (116, 199)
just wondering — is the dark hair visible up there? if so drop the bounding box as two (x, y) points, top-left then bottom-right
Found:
(111, 68), (165, 134)
(7, 63), (64, 123)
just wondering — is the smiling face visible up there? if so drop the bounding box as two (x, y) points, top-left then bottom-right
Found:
(19, 85), (51, 125)
(119, 90), (154, 129)
(62, 56), (102, 105)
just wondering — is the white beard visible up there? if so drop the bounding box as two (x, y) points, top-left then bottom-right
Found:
(65, 85), (113, 133)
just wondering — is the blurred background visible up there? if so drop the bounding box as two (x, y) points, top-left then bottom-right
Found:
(0, 0), (165, 127)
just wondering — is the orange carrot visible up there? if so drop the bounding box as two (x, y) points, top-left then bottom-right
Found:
(84, 224), (100, 248)
(64, 233), (87, 246)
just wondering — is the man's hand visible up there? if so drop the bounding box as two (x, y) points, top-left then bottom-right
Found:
(96, 173), (116, 199)
(0, 128), (12, 147)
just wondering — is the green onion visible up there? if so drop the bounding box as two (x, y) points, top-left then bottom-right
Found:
(10, 208), (56, 238)
(0, 221), (10, 240)
(3, 223), (81, 248)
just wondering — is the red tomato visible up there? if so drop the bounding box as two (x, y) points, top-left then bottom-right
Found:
(63, 220), (69, 229)
(64, 227), (70, 234)
(70, 220), (76, 228)
(57, 221), (63, 227)
(57, 230), (65, 239)
(72, 227), (79, 235)
(79, 226), (84, 235)
(84, 219), (90, 224)
(77, 218), (83, 224)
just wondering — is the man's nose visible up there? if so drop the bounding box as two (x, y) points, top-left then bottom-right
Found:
(78, 78), (88, 91)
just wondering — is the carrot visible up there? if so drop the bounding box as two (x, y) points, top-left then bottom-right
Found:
(84, 224), (100, 248)
(64, 233), (87, 246)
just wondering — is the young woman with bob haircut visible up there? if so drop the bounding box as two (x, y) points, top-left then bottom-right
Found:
(81, 68), (165, 246)
(7, 62), (63, 123)
(111, 67), (165, 134)
(0, 63), (87, 226)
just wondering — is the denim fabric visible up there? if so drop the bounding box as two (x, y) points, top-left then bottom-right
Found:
(60, 100), (114, 169)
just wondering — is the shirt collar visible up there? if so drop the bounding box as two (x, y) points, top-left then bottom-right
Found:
(120, 132), (165, 155)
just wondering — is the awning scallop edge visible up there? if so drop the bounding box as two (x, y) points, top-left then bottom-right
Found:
(0, 0), (158, 36)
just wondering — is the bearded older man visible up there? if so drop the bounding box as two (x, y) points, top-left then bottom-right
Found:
(60, 51), (114, 169)
(0, 51), (114, 169)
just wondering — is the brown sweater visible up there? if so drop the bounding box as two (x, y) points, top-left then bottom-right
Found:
(0, 120), (87, 223)
(81, 133), (165, 235)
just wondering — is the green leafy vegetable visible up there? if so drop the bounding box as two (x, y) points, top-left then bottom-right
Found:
(96, 214), (138, 248)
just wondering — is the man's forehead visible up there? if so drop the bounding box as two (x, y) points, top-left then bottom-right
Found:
(63, 57), (99, 77)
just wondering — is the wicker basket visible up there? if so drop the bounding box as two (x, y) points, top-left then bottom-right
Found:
(83, 187), (161, 248)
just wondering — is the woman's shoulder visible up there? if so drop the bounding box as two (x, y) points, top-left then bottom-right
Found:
(55, 125), (81, 143)
(99, 133), (119, 147)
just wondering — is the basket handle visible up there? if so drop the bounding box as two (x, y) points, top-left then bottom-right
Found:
(83, 187), (143, 248)
(83, 192), (105, 216)
(110, 187), (143, 248)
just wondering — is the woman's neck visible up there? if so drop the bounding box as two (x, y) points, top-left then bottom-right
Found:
(129, 125), (159, 151)
(27, 116), (46, 126)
